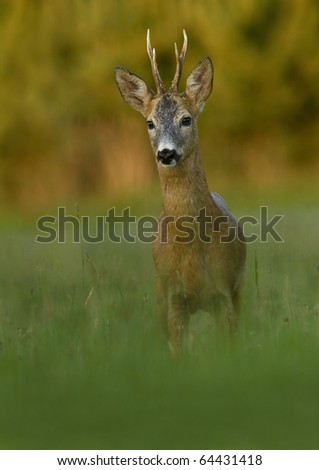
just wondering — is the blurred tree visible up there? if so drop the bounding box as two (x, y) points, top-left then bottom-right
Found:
(0, 0), (318, 209)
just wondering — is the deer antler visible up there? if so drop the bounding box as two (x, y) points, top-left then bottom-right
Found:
(146, 29), (165, 95)
(170, 29), (188, 93)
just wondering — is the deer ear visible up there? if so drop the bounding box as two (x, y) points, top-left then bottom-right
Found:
(185, 57), (214, 113)
(115, 66), (154, 117)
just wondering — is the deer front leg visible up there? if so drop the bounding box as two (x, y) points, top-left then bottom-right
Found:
(168, 294), (189, 354)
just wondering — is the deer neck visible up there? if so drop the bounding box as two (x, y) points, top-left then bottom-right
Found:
(157, 148), (215, 218)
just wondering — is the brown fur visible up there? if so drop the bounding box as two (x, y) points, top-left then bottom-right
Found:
(115, 31), (246, 353)
(153, 149), (246, 351)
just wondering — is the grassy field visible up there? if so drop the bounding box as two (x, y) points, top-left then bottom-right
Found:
(0, 193), (319, 450)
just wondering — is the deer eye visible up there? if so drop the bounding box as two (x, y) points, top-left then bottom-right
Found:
(147, 120), (155, 130)
(181, 116), (192, 127)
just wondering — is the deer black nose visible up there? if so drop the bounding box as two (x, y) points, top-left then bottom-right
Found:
(157, 148), (177, 160)
(157, 148), (181, 166)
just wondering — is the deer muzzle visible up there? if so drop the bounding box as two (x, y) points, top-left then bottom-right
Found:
(157, 148), (181, 167)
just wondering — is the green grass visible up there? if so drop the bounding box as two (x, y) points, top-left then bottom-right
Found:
(0, 199), (319, 450)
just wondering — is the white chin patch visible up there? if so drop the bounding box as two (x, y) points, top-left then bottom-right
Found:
(159, 159), (177, 168)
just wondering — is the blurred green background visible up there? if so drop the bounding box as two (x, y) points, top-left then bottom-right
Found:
(0, 0), (319, 451)
(1, 0), (318, 211)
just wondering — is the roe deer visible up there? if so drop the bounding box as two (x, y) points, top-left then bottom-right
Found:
(115, 30), (246, 353)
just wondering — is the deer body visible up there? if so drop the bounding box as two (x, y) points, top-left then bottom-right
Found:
(115, 31), (246, 352)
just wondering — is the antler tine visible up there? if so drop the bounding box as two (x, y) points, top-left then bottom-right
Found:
(171, 29), (188, 92)
(146, 29), (165, 95)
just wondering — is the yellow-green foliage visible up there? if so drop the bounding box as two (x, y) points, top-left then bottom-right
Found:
(0, 0), (319, 207)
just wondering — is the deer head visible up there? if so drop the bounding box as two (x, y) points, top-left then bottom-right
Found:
(115, 30), (214, 168)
